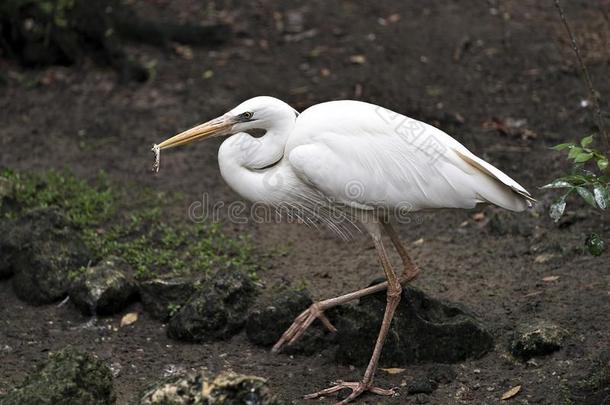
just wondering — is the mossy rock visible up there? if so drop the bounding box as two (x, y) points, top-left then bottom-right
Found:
(246, 288), (312, 346)
(488, 210), (533, 237)
(167, 270), (257, 342)
(335, 284), (494, 366)
(510, 320), (567, 361)
(0, 206), (66, 279)
(246, 287), (336, 354)
(69, 255), (137, 316)
(8, 207), (92, 304)
(562, 350), (610, 405)
(0, 346), (115, 405)
(139, 276), (198, 321)
(137, 371), (281, 405)
(0, 176), (16, 217)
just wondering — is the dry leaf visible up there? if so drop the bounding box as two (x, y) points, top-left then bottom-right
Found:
(413, 238), (425, 246)
(388, 13), (401, 23)
(472, 212), (485, 221)
(173, 44), (193, 60)
(534, 253), (557, 263)
(120, 312), (138, 327)
(349, 54), (367, 64)
(501, 385), (521, 400)
(542, 276), (560, 282)
(380, 367), (406, 375)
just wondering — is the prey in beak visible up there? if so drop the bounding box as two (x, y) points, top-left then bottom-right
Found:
(151, 114), (236, 172)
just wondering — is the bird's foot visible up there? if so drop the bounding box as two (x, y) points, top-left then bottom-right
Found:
(304, 380), (395, 404)
(271, 302), (336, 353)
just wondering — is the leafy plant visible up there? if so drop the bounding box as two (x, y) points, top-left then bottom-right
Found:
(544, 1), (609, 257)
(543, 135), (609, 255)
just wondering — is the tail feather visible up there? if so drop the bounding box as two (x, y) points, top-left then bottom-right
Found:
(453, 148), (535, 211)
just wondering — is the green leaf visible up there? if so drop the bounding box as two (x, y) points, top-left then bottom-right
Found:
(597, 158), (609, 171)
(576, 187), (596, 207)
(568, 146), (583, 159)
(552, 143), (573, 151)
(580, 135), (594, 147)
(574, 152), (594, 163)
(549, 197), (566, 222)
(585, 233), (606, 257)
(593, 186), (607, 209)
(541, 179), (573, 189)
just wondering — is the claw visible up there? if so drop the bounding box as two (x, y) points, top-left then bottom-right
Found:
(272, 302), (336, 353)
(304, 380), (395, 404)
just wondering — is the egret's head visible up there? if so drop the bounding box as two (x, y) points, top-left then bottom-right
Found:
(155, 96), (297, 151)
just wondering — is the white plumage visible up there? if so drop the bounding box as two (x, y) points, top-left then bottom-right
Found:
(154, 96), (534, 404)
(194, 97), (533, 233)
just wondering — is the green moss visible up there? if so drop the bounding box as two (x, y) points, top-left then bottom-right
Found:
(1, 169), (258, 281)
(2, 169), (116, 227)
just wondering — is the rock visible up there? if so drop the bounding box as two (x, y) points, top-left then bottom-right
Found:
(246, 288), (312, 346)
(564, 350), (610, 405)
(510, 320), (567, 360)
(167, 270), (257, 342)
(407, 375), (437, 395)
(0, 176), (15, 216)
(8, 208), (92, 304)
(138, 371), (281, 405)
(246, 287), (337, 354)
(488, 210), (533, 237)
(335, 285), (494, 366)
(69, 256), (137, 316)
(0, 207), (66, 279)
(139, 276), (198, 321)
(426, 363), (457, 384)
(0, 347), (115, 405)
(0, 220), (16, 279)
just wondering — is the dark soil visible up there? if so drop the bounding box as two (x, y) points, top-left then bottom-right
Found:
(1, 1), (609, 404)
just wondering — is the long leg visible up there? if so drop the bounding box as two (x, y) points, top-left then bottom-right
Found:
(304, 212), (402, 403)
(272, 219), (420, 353)
(382, 220), (420, 281)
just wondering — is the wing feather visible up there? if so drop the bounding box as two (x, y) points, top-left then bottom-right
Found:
(286, 100), (533, 213)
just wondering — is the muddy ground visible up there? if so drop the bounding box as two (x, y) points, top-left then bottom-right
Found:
(1, 0), (609, 404)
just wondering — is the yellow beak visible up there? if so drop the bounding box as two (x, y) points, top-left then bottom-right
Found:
(156, 115), (234, 150)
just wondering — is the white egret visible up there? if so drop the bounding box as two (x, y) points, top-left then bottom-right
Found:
(153, 96), (534, 404)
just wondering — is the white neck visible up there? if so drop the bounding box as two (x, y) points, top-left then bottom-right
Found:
(217, 115), (296, 203)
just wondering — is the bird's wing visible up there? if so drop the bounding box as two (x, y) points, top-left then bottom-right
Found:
(286, 100), (532, 213)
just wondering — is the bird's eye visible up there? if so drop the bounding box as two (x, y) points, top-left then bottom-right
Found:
(242, 111), (253, 119)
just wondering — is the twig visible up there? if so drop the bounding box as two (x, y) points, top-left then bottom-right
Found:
(554, 0), (609, 154)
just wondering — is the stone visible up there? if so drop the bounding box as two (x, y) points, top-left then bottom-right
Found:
(246, 287), (337, 354)
(0, 176), (15, 216)
(510, 320), (567, 360)
(139, 276), (197, 321)
(167, 270), (257, 342)
(335, 285), (494, 367)
(0, 207), (66, 279)
(69, 256), (137, 316)
(407, 375), (437, 395)
(8, 207), (92, 304)
(246, 288), (312, 346)
(138, 371), (281, 405)
(563, 350), (610, 405)
(0, 347), (115, 405)
(488, 210), (533, 237)
(426, 363), (457, 384)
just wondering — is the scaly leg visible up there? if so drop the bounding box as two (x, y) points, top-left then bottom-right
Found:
(382, 220), (420, 281)
(304, 213), (402, 403)
(272, 219), (420, 353)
